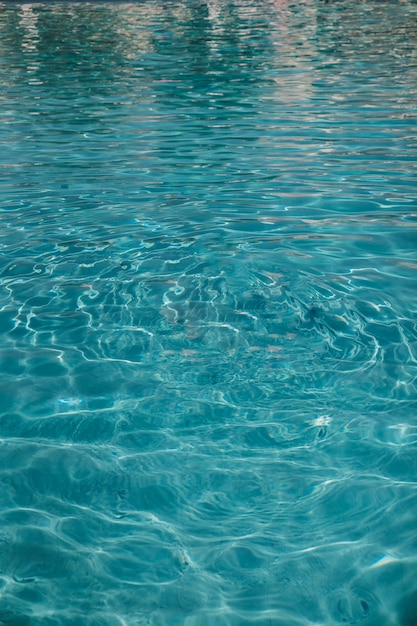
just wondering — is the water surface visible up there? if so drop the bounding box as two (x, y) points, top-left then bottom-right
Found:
(0, 0), (417, 624)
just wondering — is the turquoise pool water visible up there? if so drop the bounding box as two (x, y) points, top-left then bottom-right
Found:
(0, 0), (417, 624)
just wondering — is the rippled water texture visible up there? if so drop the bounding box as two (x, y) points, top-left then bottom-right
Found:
(0, 0), (417, 624)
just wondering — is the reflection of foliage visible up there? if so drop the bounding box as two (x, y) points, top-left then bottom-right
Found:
(0, 3), (136, 93)
(315, 0), (417, 64)
(0, 0), (282, 95)
(148, 0), (275, 78)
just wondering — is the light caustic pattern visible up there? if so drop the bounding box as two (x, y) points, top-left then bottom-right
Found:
(0, 0), (416, 624)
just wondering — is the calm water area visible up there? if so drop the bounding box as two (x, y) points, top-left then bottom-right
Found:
(0, 0), (417, 624)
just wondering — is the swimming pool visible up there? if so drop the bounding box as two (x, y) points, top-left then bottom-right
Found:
(0, 0), (416, 624)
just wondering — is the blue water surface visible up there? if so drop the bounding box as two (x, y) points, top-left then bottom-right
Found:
(0, 0), (417, 624)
